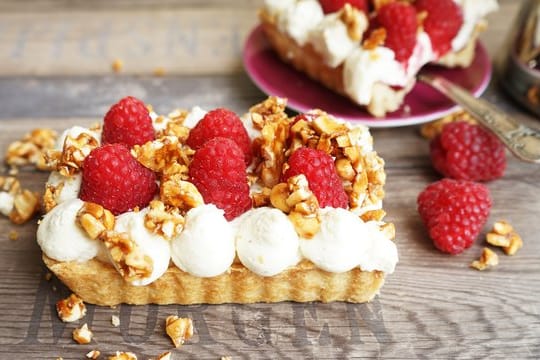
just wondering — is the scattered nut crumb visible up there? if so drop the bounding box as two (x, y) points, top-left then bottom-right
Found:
(153, 67), (166, 76)
(86, 350), (101, 359)
(112, 58), (124, 73)
(470, 247), (499, 271)
(165, 316), (194, 348)
(56, 293), (87, 322)
(45, 272), (53, 281)
(8, 230), (18, 241)
(486, 220), (523, 256)
(73, 323), (93, 344)
(155, 351), (172, 360)
(108, 351), (137, 360)
(111, 314), (120, 327)
(221, 357), (232, 360)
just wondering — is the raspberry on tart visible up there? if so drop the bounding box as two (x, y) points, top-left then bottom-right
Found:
(283, 147), (349, 209)
(186, 108), (253, 166)
(102, 96), (155, 148)
(415, 0), (464, 56)
(374, 2), (419, 64)
(319, 0), (369, 14)
(79, 143), (158, 215)
(430, 121), (507, 181)
(189, 137), (252, 220)
(417, 178), (492, 255)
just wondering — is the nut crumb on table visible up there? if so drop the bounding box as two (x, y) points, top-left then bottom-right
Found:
(56, 293), (87, 322)
(108, 352), (137, 360)
(111, 314), (120, 327)
(165, 315), (194, 348)
(470, 247), (499, 271)
(0, 176), (41, 224)
(487, 220), (523, 256)
(86, 350), (101, 359)
(73, 323), (93, 344)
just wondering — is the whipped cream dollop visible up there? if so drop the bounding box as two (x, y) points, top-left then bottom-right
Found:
(171, 204), (235, 277)
(452, 0), (499, 51)
(47, 171), (82, 204)
(235, 207), (301, 276)
(300, 208), (397, 273)
(273, 0), (324, 46)
(114, 210), (171, 286)
(309, 11), (367, 68)
(37, 198), (102, 262)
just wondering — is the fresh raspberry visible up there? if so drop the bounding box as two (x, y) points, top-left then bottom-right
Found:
(376, 2), (418, 63)
(415, 0), (463, 56)
(417, 179), (492, 254)
(80, 144), (158, 215)
(102, 96), (155, 148)
(430, 121), (506, 181)
(189, 137), (252, 220)
(319, 0), (369, 14)
(186, 108), (253, 166)
(283, 147), (348, 209)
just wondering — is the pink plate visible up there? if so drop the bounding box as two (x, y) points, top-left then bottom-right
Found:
(243, 25), (493, 128)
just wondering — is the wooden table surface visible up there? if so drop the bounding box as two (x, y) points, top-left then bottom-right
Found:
(1, 1), (539, 359)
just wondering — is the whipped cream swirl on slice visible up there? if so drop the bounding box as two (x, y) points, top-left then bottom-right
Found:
(272, 0), (324, 46)
(452, 0), (499, 52)
(37, 198), (102, 262)
(235, 207), (301, 276)
(46, 171), (82, 205)
(171, 204), (235, 277)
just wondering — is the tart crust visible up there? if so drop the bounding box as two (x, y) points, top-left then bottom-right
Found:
(43, 255), (386, 306)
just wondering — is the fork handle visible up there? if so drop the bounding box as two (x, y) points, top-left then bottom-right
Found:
(419, 74), (540, 164)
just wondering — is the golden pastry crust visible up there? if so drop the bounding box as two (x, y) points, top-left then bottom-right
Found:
(43, 255), (386, 306)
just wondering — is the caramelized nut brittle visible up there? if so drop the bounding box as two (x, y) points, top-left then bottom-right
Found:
(155, 352), (172, 360)
(73, 323), (93, 344)
(57, 132), (99, 176)
(470, 247), (499, 271)
(165, 316), (194, 348)
(144, 200), (185, 239)
(486, 220), (523, 256)
(363, 28), (386, 50)
(132, 136), (193, 175)
(102, 231), (154, 282)
(86, 350), (101, 359)
(0, 176), (41, 224)
(56, 293), (87, 322)
(108, 352), (137, 360)
(340, 4), (368, 41)
(160, 174), (204, 211)
(5, 128), (57, 170)
(77, 202), (115, 240)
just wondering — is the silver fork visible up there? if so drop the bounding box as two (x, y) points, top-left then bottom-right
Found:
(419, 74), (540, 164)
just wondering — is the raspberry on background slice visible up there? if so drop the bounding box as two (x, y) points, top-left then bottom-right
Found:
(186, 108), (253, 166)
(417, 179), (492, 255)
(189, 137), (252, 220)
(415, 0), (463, 56)
(430, 121), (506, 181)
(80, 144), (158, 215)
(102, 96), (155, 148)
(319, 0), (369, 14)
(283, 147), (348, 209)
(376, 2), (418, 63)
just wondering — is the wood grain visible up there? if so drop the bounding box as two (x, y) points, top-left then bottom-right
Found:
(1, 0), (540, 359)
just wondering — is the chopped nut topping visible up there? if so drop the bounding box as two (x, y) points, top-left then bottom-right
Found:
(86, 350), (101, 359)
(77, 202), (115, 240)
(144, 200), (185, 239)
(4, 128), (57, 170)
(111, 315), (120, 327)
(108, 352), (137, 360)
(339, 4), (368, 41)
(160, 175), (204, 210)
(270, 175), (321, 238)
(165, 316), (194, 348)
(102, 231), (154, 282)
(57, 132), (99, 176)
(371, 0), (394, 11)
(470, 247), (499, 271)
(0, 176), (41, 224)
(73, 323), (93, 344)
(8, 230), (18, 241)
(132, 136), (193, 175)
(486, 220), (523, 256)
(420, 110), (477, 140)
(363, 28), (386, 50)
(56, 294), (87, 322)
